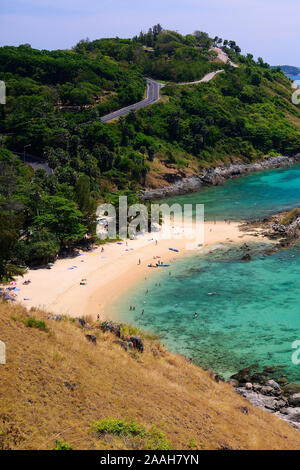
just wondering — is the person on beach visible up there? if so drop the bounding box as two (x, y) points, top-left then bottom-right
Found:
(133, 306), (135, 311)
(141, 309), (144, 315)
(138, 258), (141, 265)
(130, 306), (132, 311)
(155, 240), (158, 246)
(101, 247), (104, 253)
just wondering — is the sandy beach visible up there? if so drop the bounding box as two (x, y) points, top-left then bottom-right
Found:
(12, 221), (266, 321)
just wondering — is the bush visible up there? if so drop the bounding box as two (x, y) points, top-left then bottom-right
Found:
(92, 419), (171, 449)
(93, 418), (146, 437)
(26, 317), (49, 332)
(280, 208), (300, 225)
(144, 426), (171, 450)
(54, 440), (72, 450)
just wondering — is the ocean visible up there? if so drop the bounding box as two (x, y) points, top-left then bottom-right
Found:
(114, 164), (300, 383)
(287, 74), (300, 87)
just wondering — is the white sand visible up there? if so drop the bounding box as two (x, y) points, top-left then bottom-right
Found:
(13, 221), (265, 320)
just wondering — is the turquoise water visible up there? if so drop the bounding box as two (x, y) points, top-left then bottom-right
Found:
(165, 163), (300, 221)
(115, 165), (300, 383)
(287, 74), (300, 87)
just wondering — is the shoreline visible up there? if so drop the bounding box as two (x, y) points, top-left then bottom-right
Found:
(12, 221), (266, 321)
(140, 154), (300, 200)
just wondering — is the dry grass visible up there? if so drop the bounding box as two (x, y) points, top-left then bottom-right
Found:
(1, 302), (300, 450)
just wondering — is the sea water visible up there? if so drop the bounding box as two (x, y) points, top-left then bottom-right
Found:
(115, 164), (300, 383)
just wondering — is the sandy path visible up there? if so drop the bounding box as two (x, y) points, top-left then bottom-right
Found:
(11, 221), (266, 321)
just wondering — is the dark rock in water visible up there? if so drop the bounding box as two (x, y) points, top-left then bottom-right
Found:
(241, 253), (251, 261)
(113, 340), (128, 352)
(130, 336), (144, 353)
(86, 334), (97, 345)
(100, 321), (121, 338)
(230, 364), (259, 384)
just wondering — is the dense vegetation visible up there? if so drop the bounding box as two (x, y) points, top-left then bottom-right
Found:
(0, 26), (300, 278)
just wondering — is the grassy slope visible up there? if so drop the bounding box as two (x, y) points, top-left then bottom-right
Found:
(1, 303), (300, 450)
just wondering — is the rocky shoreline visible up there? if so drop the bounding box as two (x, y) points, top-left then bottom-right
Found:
(141, 154), (300, 200)
(240, 207), (300, 256)
(229, 365), (300, 430)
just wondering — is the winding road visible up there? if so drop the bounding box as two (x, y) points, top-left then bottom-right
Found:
(101, 78), (164, 123)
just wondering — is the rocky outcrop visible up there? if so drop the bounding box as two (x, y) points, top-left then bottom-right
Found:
(232, 367), (300, 430)
(140, 154), (300, 201)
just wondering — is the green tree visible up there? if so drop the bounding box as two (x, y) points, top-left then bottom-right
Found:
(34, 196), (86, 246)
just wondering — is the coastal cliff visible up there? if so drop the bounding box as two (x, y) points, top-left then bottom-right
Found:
(141, 155), (300, 200)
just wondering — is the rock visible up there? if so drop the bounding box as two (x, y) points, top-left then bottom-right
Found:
(113, 340), (128, 352)
(237, 389), (284, 412)
(260, 386), (275, 396)
(100, 321), (121, 338)
(252, 383), (262, 393)
(130, 336), (144, 353)
(230, 364), (259, 384)
(48, 315), (62, 321)
(140, 155), (297, 201)
(289, 393), (300, 407)
(245, 382), (253, 390)
(239, 406), (249, 415)
(265, 379), (281, 394)
(228, 379), (239, 387)
(127, 341), (134, 349)
(85, 334), (97, 345)
(78, 318), (86, 328)
(0, 340), (5, 365)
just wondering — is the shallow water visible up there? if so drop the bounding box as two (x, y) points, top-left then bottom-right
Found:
(115, 165), (300, 383)
(164, 163), (300, 221)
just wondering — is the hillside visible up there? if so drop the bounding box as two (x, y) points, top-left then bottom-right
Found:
(1, 26), (300, 278)
(1, 302), (300, 450)
(277, 65), (300, 75)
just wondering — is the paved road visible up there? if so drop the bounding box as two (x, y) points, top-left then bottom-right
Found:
(12, 151), (53, 175)
(101, 78), (164, 123)
(178, 69), (224, 86)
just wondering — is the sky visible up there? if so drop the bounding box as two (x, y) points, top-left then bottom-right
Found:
(0, 0), (299, 65)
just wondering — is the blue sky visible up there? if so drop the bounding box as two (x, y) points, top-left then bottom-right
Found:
(0, 0), (299, 65)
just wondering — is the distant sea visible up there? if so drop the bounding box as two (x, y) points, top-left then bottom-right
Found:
(286, 74), (300, 87)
